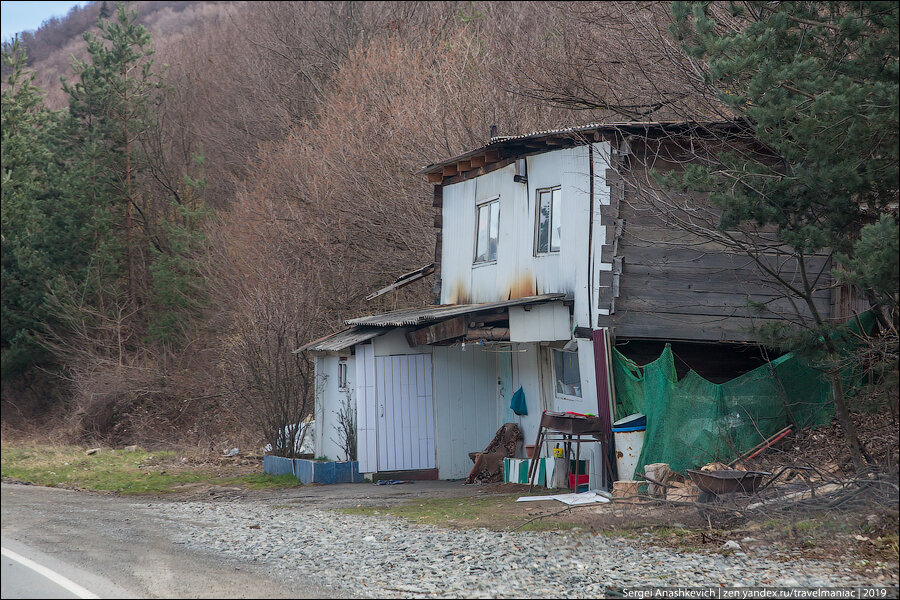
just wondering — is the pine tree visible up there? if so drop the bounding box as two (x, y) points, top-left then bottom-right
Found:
(1, 41), (114, 380)
(668, 1), (899, 471)
(62, 2), (161, 303)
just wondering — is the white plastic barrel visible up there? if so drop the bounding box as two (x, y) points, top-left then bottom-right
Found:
(613, 426), (646, 481)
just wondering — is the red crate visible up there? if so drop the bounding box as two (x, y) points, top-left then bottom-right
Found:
(568, 474), (589, 490)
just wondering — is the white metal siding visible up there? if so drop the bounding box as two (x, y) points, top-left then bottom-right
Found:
(374, 354), (435, 471)
(508, 302), (571, 342)
(372, 329), (432, 356)
(439, 147), (594, 319)
(441, 178), (478, 304)
(355, 344), (377, 472)
(503, 343), (547, 448)
(431, 345), (500, 479)
(314, 356), (324, 458)
(316, 354), (357, 461)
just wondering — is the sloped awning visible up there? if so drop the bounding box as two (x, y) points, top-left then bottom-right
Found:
(300, 293), (567, 352)
(345, 294), (566, 327)
(299, 326), (387, 353)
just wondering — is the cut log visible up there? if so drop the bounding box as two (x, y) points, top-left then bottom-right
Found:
(612, 480), (640, 499)
(642, 463), (672, 498)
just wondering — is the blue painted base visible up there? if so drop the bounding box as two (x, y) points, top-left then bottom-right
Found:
(263, 456), (364, 484)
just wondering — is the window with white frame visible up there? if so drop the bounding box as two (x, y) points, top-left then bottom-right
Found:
(337, 358), (348, 391)
(552, 348), (582, 399)
(535, 187), (561, 255)
(474, 198), (500, 263)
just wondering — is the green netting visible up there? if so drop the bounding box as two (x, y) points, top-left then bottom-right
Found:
(612, 312), (876, 475)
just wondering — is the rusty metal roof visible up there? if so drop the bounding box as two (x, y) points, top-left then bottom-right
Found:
(345, 294), (566, 327)
(299, 326), (387, 353)
(418, 120), (742, 176)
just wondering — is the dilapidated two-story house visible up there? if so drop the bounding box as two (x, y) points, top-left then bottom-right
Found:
(304, 121), (859, 482)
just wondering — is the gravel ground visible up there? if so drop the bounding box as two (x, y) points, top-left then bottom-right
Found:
(156, 500), (880, 598)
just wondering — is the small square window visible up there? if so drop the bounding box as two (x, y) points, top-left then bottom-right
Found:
(338, 359), (348, 390)
(474, 198), (500, 263)
(552, 348), (582, 399)
(535, 187), (561, 255)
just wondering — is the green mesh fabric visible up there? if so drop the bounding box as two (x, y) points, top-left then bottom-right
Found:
(612, 312), (876, 475)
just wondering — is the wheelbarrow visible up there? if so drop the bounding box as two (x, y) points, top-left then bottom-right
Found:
(687, 465), (810, 504)
(687, 469), (771, 497)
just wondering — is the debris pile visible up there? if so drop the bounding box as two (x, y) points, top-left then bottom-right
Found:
(466, 423), (523, 484)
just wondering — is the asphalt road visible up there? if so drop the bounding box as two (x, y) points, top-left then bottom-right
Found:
(2, 554), (76, 599)
(0, 483), (333, 599)
(2, 539), (114, 599)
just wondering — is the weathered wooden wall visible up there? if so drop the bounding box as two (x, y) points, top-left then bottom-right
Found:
(599, 144), (837, 342)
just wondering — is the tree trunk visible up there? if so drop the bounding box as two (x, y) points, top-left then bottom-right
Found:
(123, 65), (135, 302)
(829, 371), (867, 473)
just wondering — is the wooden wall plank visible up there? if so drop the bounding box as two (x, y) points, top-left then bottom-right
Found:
(614, 312), (769, 342)
(623, 246), (830, 272)
(621, 264), (833, 295)
(617, 294), (831, 319)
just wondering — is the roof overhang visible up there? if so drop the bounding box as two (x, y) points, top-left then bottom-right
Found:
(418, 120), (745, 183)
(298, 293), (568, 353)
(298, 326), (387, 353)
(345, 293), (567, 327)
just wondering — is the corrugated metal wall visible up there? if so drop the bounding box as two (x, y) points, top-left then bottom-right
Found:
(432, 344), (500, 479)
(439, 147), (596, 316)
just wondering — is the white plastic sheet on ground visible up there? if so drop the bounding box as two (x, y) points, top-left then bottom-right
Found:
(516, 491), (611, 506)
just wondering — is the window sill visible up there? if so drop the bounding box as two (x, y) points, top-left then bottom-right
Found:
(555, 393), (583, 403)
(472, 260), (497, 269)
(534, 252), (561, 258)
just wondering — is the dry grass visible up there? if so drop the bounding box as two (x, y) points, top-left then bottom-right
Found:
(0, 443), (298, 494)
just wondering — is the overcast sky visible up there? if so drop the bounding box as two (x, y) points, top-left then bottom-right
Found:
(2, 1), (91, 43)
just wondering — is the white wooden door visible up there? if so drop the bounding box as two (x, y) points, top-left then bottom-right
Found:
(375, 354), (435, 471)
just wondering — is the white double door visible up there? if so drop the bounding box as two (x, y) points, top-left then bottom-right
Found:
(356, 346), (435, 472)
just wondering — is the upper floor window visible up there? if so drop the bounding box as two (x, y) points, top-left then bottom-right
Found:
(535, 187), (561, 255)
(474, 198), (500, 263)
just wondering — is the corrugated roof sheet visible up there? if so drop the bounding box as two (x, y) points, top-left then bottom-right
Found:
(418, 120), (741, 175)
(300, 326), (387, 352)
(345, 294), (566, 327)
